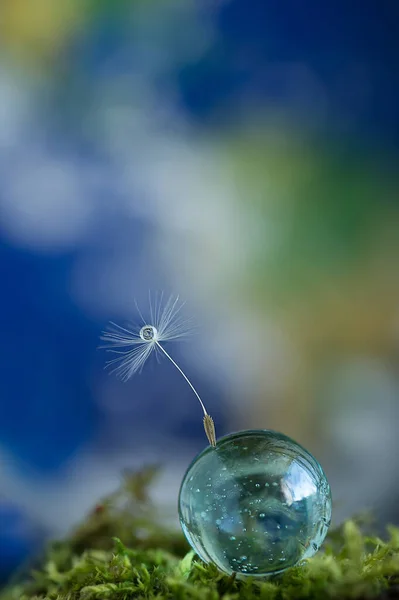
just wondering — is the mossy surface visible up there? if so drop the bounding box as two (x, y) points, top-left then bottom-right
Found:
(1, 467), (399, 600)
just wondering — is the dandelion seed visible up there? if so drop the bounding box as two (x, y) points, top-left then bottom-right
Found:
(100, 293), (217, 447)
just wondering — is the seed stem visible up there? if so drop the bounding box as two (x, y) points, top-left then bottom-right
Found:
(155, 341), (217, 447)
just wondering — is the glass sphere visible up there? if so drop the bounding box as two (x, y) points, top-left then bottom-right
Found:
(178, 430), (332, 577)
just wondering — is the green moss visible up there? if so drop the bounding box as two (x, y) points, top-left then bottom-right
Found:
(2, 467), (399, 600)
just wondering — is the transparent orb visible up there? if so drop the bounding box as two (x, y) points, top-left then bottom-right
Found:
(178, 430), (331, 577)
(139, 325), (157, 341)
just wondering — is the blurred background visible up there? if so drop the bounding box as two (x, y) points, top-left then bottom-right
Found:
(0, 0), (398, 582)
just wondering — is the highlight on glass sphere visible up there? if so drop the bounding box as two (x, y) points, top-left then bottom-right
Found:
(179, 430), (332, 577)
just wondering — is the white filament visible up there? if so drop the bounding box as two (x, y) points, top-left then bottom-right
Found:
(155, 341), (208, 416)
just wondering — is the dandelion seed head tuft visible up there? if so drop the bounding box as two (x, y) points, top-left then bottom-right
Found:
(100, 294), (192, 381)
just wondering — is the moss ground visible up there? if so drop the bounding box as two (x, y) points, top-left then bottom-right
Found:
(2, 467), (399, 600)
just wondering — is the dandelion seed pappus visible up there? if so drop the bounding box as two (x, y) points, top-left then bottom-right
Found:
(100, 292), (216, 446)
